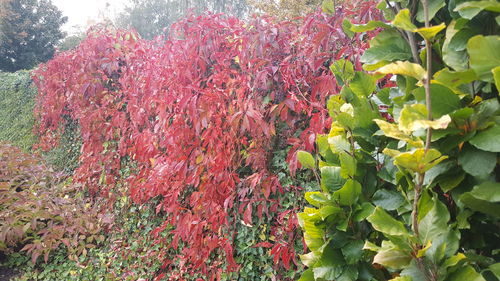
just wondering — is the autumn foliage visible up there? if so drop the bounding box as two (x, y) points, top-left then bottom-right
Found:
(33, 3), (380, 279)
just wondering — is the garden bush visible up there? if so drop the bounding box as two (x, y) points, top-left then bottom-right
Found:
(297, 0), (499, 280)
(0, 143), (111, 266)
(32, 2), (381, 279)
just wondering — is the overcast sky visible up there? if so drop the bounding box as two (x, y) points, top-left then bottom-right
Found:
(52, 0), (128, 34)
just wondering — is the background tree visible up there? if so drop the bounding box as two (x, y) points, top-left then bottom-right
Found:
(57, 32), (85, 51)
(117, 0), (251, 40)
(0, 0), (67, 72)
(247, 0), (322, 20)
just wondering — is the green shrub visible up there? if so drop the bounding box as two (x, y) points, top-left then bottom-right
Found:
(0, 70), (37, 151)
(297, 0), (499, 280)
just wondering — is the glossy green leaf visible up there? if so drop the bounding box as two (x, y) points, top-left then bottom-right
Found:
(469, 125), (500, 152)
(367, 207), (409, 236)
(350, 72), (376, 97)
(447, 265), (486, 281)
(443, 20), (469, 71)
(419, 198), (449, 244)
(339, 152), (356, 178)
(493, 66), (500, 93)
(341, 240), (364, 264)
(334, 179), (361, 206)
(373, 248), (412, 269)
(328, 135), (350, 154)
(300, 251), (319, 267)
(413, 84), (461, 117)
(455, 0), (500, 20)
(297, 150), (316, 170)
(321, 166), (345, 192)
(319, 205), (342, 220)
(467, 35), (500, 82)
(372, 189), (406, 211)
(298, 269), (315, 281)
(305, 192), (329, 207)
(459, 191), (500, 218)
(489, 263), (500, 279)
(416, 0), (446, 22)
(330, 59), (354, 83)
(361, 30), (412, 65)
(432, 68), (477, 94)
(468, 181), (500, 203)
(458, 145), (497, 177)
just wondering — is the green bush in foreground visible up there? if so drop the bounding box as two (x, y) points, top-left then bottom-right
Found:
(297, 0), (499, 280)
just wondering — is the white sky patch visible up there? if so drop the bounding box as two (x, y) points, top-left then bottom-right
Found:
(52, 0), (128, 34)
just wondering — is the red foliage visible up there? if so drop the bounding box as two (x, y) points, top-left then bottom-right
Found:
(33, 3), (380, 279)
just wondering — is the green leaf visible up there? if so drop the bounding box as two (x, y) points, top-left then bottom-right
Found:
(419, 198), (449, 244)
(413, 84), (461, 117)
(416, 0), (446, 22)
(398, 104), (452, 133)
(376, 61), (427, 81)
(460, 189), (500, 218)
(468, 182), (500, 203)
(297, 150), (316, 170)
(334, 179), (361, 206)
(341, 240), (364, 264)
(469, 125), (500, 152)
(339, 152), (356, 178)
(353, 202), (375, 221)
(321, 166), (345, 192)
(493, 66), (500, 93)
(321, 0), (335, 14)
(298, 269), (314, 281)
(350, 72), (376, 97)
(392, 9), (417, 31)
(300, 252), (319, 267)
(432, 68), (477, 94)
(447, 265), (486, 281)
(390, 276), (412, 281)
(349, 20), (390, 32)
(367, 207), (409, 236)
(467, 35), (500, 82)
(361, 30), (412, 65)
(328, 135), (350, 154)
(455, 0), (500, 20)
(372, 189), (406, 211)
(373, 248), (412, 269)
(458, 145), (497, 177)
(305, 192), (329, 207)
(319, 205), (342, 220)
(489, 263), (500, 279)
(330, 59), (354, 83)
(443, 20), (469, 71)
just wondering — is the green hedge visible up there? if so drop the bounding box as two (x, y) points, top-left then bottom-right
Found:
(0, 70), (37, 151)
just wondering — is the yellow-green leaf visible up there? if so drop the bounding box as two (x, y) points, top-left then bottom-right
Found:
(376, 61), (427, 81)
(398, 104), (451, 133)
(416, 23), (446, 40)
(392, 9), (417, 31)
(374, 119), (424, 147)
(392, 148), (448, 173)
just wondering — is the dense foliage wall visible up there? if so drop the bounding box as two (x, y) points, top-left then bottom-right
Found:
(296, 0), (500, 280)
(33, 3), (381, 279)
(0, 71), (37, 151)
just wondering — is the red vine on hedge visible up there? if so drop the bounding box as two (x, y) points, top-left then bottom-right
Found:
(33, 3), (381, 279)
